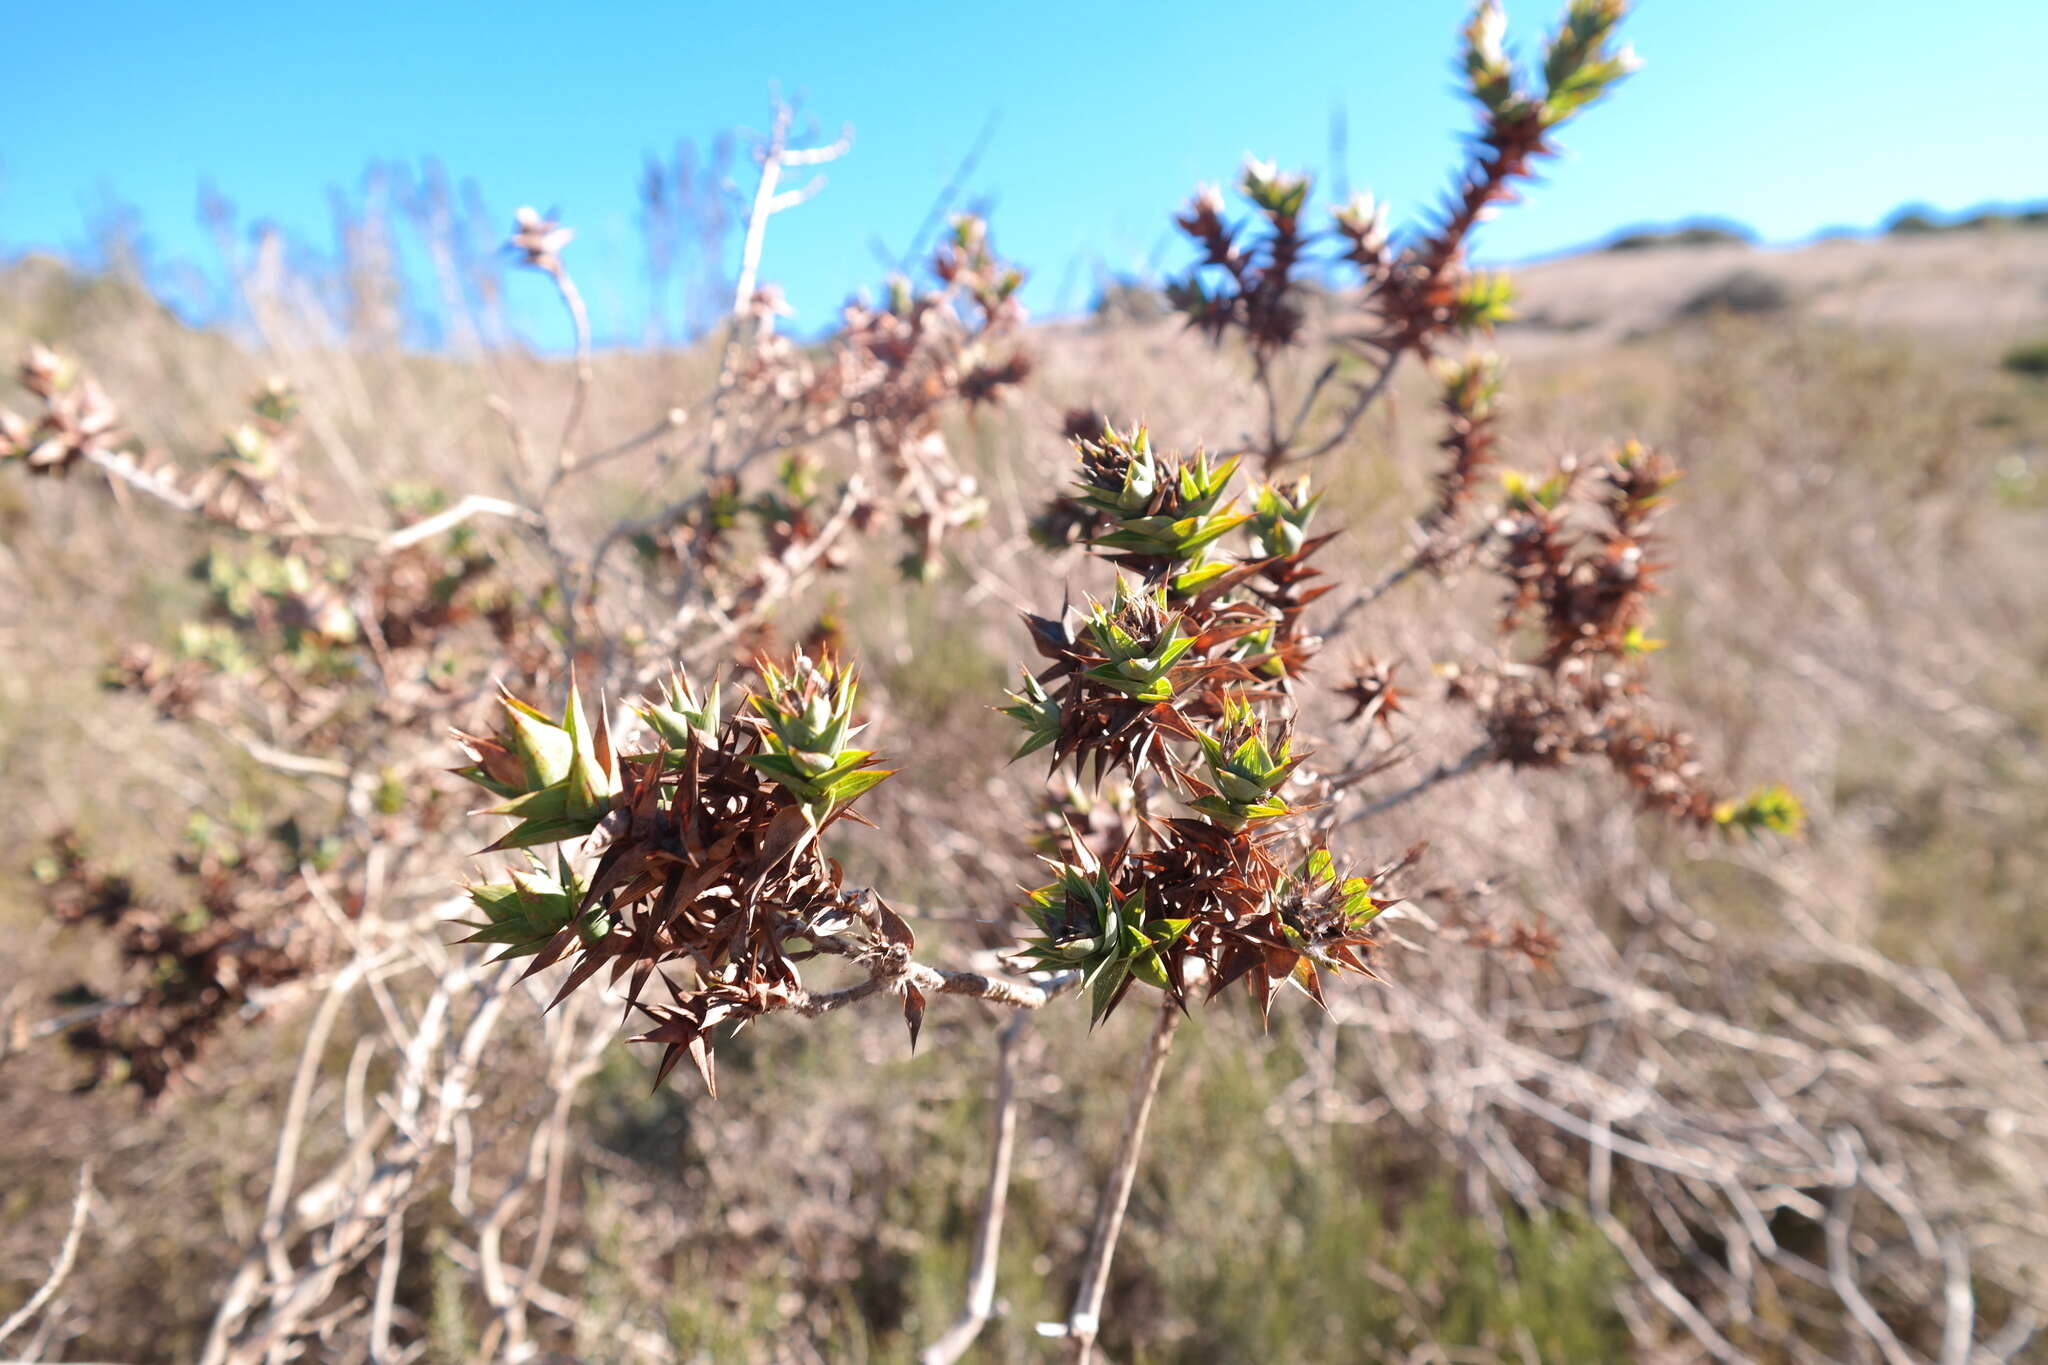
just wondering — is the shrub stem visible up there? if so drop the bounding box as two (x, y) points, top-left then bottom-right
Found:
(1067, 994), (1183, 1364)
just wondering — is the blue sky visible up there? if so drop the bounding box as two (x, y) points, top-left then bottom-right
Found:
(5, 1), (2041, 347)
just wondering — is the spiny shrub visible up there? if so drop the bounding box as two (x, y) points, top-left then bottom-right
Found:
(3, 3), (1806, 1359)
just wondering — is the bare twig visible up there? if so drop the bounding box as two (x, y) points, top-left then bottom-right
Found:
(0, 1163), (95, 1349)
(83, 447), (203, 513)
(1292, 350), (1402, 464)
(82, 445), (541, 556)
(1826, 1134), (1926, 1365)
(542, 260), (594, 474)
(1062, 996), (1183, 1364)
(895, 112), (1000, 275)
(366, 1209), (405, 1364)
(920, 1012), (1033, 1365)
(1322, 521), (1495, 640)
(257, 958), (371, 1281)
(1334, 742), (1493, 828)
(731, 104), (852, 315)
(550, 408), (686, 489)
(381, 493), (543, 550)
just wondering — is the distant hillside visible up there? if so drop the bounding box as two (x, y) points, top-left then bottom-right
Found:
(14, 210), (2048, 374)
(0, 251), (180, 341)
(1498, 224), (2048, 351)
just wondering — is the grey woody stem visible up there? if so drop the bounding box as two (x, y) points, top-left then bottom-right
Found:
(544, 260), (593, 475)
(1067, 994), (1183, 1365)
(919, 1012), (1034, 1365)
(0, 1161), (94, 1349)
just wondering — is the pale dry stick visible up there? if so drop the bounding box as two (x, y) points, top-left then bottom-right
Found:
(0, 1163), (95, 1350)
(82, 447), (204, 513)
(473, 993), (615, 1362)
(1282, 809), (2041, 1358)
(921, 1012), (1037, 1365)
(257, 955), (374, 1284)
(300, 865), (413, 1052)
(367, 1208), (405, 1365)
(539, 257), (594, 475)
(343, 1036), (377, 1139)
(1939, 1234), (1974, 1365)
(796, 949), (1080, 1018)
(695, 103), (851, 484)
(1360, 957), (1786, 1350)
(1062, 995), (1184, 1365)
(1374, 976), (1829, 1187)
(1826, 1134), (1927, 1365)
(1597, 1213), (1748, 1365)
(1983, 1309), (2042, 1362)
(502, 1025), (614, 1346)
(81, 443), (543, 556)
(485, 392), (540, 479)
(1343, 906), (2037, 1362)
(731, 105), (853, 316)
(381, 493), (544, 550)
(8, 995), (139, 1053)
(204, 960), (515, 1365)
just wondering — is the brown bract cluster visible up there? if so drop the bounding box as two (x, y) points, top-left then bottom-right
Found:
(1150, 824), (1381, 1014)
(1429, 354), (1506, 528)
(456, 658), (913, 1095)
(1021, 589), (1246, 785)
(1497, 441), (1675, 664)
(1, 345), (126, 475)
(34, 828), (332, 1099)
(1455, 664), (1720, 826)
(1033, 827), (1384, 1026)
(596, 735), (893, 1095)
(1015, 434), (1325, 785)
(508, 206), (574, 271)
(2, 348), (311, 532)
(1452, 442), (1727, 824)
(1337, 656), (1405, 730)
(1168, 171), (1312, 357)
(649, 219), (1025, 588)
